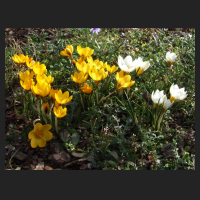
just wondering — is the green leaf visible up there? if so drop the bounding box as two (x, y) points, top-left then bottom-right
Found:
(71, 132), (80, 146)
(184, 146), (190, 152)
(108, 160), (117, 166)
(108, 151), (118, 160)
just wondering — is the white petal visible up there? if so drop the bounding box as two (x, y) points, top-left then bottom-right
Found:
(142, 61), (150, 71)
(137, 57), (143, 63)
(128, 66), (136, 72)
(124, 56), (133, 66)
(118, 55), (124, 66)
(119, 64), (129, 72)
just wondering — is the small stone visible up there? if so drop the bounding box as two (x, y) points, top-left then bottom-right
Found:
(44, 166), (53, 170)
(15, 167), (21, 170)
(5, 145), (15, 156)
(71, 152), (84, 158)
(14, 151), (27, 161)
(34, 162), (44, 170)
(48, 151), (71, 165)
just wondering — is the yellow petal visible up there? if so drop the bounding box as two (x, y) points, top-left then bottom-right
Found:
(37, 138), (46, 147)
(31, 138), (38, 148)
(42, 131), (53, 141)
(60, 51), (68, 56)
(41, 124), (52, 132)
(28, 130), (35, 139)
(34, 123), (43, 130)
(63, 91), (69, 99)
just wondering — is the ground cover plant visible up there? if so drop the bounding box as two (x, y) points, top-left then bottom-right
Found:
(5, 28), (195, 170)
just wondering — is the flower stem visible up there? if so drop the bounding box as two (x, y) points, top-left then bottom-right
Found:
(49, 102), (54, 123)
(157, 113), (164, 131)
(41, 99), (47, 124)
(70, 58), (75, 74)
(55, 116), (58, 134)
(119, 88), (124, 96)
(79, 88), (85, 110)
(37, 97), (40, 117)
(127, 87), (130, 96)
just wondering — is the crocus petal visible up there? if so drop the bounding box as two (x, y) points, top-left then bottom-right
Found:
(34, 123), (43, 130)
(41, 124), (52, 132)
(37, 138), (46, 148)
(31, 138), (38, 148)
(124, 56), (133, 66)
(42, 131), (53, 141)
(63, 91), (69, 99)
(28, 130), (35, 139)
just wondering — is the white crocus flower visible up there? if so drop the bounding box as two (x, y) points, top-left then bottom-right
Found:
(170, 83), (187, 102)
(118, 55), (136, 73)
(134, 57), (150, 75)
(163, 98), (173, 111)
(166, 52), (177, 66)
(151, 89), (167, 107)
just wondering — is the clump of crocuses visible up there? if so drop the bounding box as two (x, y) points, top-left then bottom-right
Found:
(151, 83), (187, 131)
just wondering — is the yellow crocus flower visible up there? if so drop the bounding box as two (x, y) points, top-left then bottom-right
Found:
(71, 71), (88, 86)
(37, 74), (54, 85)
(20, 78), (35, 91)
(32, 81), (51, 99)
(60, 45), (73, 60)
(94, 60), (104, 68)
(106, 65), (118, 75)
(53, 106), (67, 118)
(116, 70), (125, 80)
(87, 56), (104, 70)
(12, 54), (22, 63)
(89, 66), (108, 85)
(12, 54), (33, 64)
(55, 90), (73, 105)
(81, 83), (93, 94)
(76, 61), (91, 75)
(32, 62), (47, 76)
(116, 71), (135, 90)
(28, 123), (53, 148)
(19, 70), (34, 81)
(77, 46), (94, 63)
